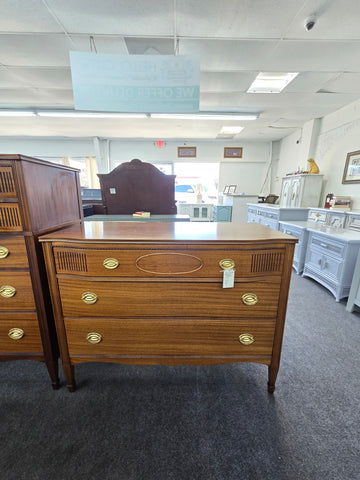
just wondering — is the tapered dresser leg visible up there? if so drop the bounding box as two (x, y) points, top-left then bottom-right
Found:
(267, 365), (278, 394)
(63, 364), (76, 392)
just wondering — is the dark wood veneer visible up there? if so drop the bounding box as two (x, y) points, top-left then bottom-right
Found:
(0, 154), (83, 388)
(40, 222), (297, 393)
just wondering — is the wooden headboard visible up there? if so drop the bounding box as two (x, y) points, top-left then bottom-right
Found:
(97, 158), (177, 214)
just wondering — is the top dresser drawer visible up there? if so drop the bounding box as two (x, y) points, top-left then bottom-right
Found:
(308, 209), (328, 223)
(52, 244), (286, 278)
(309, 234), (345, 259)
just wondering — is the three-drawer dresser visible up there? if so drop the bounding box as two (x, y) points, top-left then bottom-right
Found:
(40, 221), (297, 392)
(0, 154), (83, 388)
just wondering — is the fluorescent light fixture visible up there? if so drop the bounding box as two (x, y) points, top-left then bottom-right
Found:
(220, 126), (244, 134)
(151, 113), (258, 120)
(0, 110), (36, 116)
(36, 111), (148, 118)
(247, 72), (298, 93)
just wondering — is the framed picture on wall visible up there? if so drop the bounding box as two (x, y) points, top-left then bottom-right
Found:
(178, 146), (197, 158)
(228, 185), (237, 194)
(224, 147), (243, 158)
(342, 150), (360, 184)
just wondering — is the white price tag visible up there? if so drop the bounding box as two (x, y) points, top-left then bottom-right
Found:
(222, 269), (235, 288)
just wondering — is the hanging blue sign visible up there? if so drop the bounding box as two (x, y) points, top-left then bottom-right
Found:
(70, 52), (200, 112)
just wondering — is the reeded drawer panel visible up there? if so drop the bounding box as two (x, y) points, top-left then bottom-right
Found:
(0, 315), (42, 353)
(0, 272), (35, 310)
(0, 236), (28, 269)
(53, 245), (285, 278)
(0, 203), (22, 231)
(58, 278), (281, 318)
(0, 167), (17, 198)
(65, 318), (275, 357)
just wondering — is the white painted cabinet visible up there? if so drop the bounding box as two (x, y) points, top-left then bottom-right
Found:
(303, 228), (360, 302)
(280, 174), (323, 208)
(246, 204), (308, 230)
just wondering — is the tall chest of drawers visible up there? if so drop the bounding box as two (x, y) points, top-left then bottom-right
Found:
(40, 222), (296, 392)
(0, 155), (83, 388)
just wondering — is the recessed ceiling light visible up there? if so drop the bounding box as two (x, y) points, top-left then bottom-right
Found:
(247, 72), (298, 93)
(220, 126), (244, 134)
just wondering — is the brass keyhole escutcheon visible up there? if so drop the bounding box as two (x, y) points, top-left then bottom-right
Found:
(86, 332), (102, 344)
(219, 259), (235, 270)
(0, 246), (9, 259)
(0, 285), (16, 298)
(242, 293), (258, 306)
(8, 328), (24, 340)
(81, 292), (98, 305)
(103, 258), (119, 270)
(239, 333), (254, 345)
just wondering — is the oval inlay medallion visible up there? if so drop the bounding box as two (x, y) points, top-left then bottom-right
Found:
(136, 253), (203, 275)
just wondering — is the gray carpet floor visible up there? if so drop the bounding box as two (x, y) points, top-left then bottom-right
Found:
(1, 273), (359, 480)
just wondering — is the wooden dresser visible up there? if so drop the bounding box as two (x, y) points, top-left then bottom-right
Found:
(40, 222), (297, 392)
(0, 154), (83, 388)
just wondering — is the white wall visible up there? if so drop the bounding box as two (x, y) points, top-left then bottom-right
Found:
(0, 137), (270, 197)
(272, 99), (360, 210)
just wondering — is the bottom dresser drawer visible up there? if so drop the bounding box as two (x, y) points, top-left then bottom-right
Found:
(64, 318), (276, 357)
(0, 315), (43, 353)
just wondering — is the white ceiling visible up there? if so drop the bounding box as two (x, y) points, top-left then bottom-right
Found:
(1, 0), (360, 141)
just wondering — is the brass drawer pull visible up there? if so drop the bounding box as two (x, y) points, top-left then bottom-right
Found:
(103, 258), (119, 270)
(86, 332), (102, 344)
(242, 293), (258, 305)
(219, 259), (235, 270)
(8, 328), (25, 340)
(239, 333), (254, 345)
(81, 292), (98, 304)
(0, 285), (16, 298)
(0, 246), (9, 258)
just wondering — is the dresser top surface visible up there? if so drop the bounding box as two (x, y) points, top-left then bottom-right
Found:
(39, 221), (297, 244)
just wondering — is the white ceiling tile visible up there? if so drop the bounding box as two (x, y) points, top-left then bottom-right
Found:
(0, 0), (61, 32)
(176, 0), (306, 38)
(180, 39), (277, 71)
(265, 40), (360, 72)
(47, 0), (174, 36)
(321, 73), (360, 94)
(200, 72), (257, 93)
(284, 72), (339, 94)
(4, 67), (72, 88)
(0, 88), (73, 106)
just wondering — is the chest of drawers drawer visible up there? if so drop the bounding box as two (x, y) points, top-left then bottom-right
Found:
(59, 278), (281, 318)
(308, 210), (328, 223)
(65, 318), (275, 357)
(0, 236), (28, 269)
(0, 272), (36, 310)
(0, 313), (42, 353)
(310, 235), (345, 259)
(53, 245), (286, 278)
(0, 203), (23, 231)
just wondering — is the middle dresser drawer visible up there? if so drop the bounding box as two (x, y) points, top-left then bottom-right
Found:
(0, 272), (35, 310)
(64, 318), (276, 357)
(58, 278), (281, 318)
